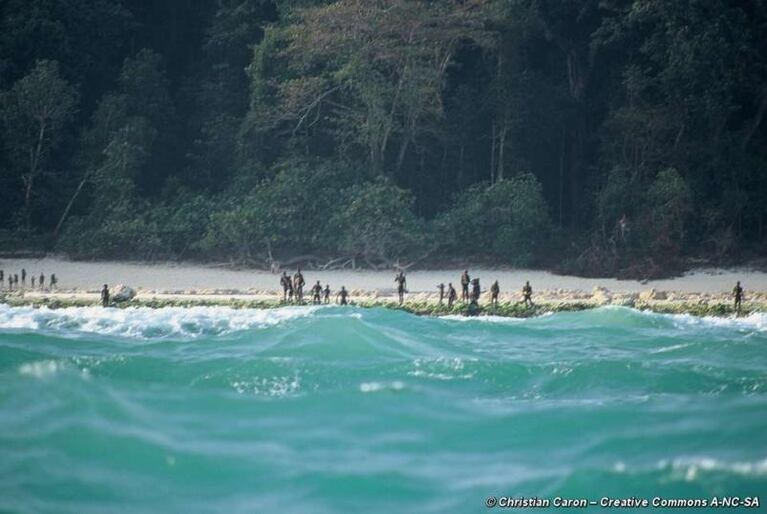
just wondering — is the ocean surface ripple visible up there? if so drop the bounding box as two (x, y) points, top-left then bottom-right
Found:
(1, 305), (765, 513)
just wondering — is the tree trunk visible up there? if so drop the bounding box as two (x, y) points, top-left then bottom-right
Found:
(558, 126), (566, 227)
(490, 123), (496, 184)
(497, 122), (507, 182)
(54, 176), (89, 237)
(742, 87), (767, 150)
(568, 123), (582, 228)
(395, 133), (411, 175)
(24, 120), (47, 229)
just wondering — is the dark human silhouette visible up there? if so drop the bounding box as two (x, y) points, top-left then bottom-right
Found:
(337, 286), (349, 305)
(293, 269), (305, 303)
(39, 273), (44, 290)
(733, 281), (744, 315)
(490, 280), (499, 306)
(323, 284), (331, 304)
(522, 281), (533, 307)
(31, 276), (36, 288)
(460, 270), (470, 302)
(618, 213), (630, 241)
(50, 274), (57, 290)
(280, 272), (291, 302)
(437, 283), (445, 304)
(447, 283), (457, 309)
(395, 271), (407, 305)
(101, 284), (110, 307)
(471, 278), (481, 303)
(21, 268), (26, 286)
(312, 280), (322, 304)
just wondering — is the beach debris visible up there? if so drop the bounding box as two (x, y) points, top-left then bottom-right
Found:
(112, 284), (136, 303)
(639, 289), (668, 301)
(591, 286), (612, 305)
(614, 293), (638, 307)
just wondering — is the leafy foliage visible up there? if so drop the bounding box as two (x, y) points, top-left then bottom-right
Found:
(0, 0), (766, 276)
(436, 173), (554, 266)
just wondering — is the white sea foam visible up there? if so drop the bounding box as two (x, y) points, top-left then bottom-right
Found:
(408, 357), (476, 380)
(621, 306), (767, 332)
(673, 311), (767, 331)
(609, 456), (767, 479)
(359, 381), (405, 393)
(439, 314), (526, 323)
(662, 457), (767, 480)
(18, 359), (63, 378)
(0, 304), (319, 339)
(649, 342), (693, 354)
(231, 375), (302, 397)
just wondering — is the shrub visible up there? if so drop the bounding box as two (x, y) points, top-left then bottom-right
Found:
(328, 178), (427, 265)
(435, 173), (554, 266)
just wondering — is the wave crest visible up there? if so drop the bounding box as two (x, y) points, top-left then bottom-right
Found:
(0, 304), (318, 340)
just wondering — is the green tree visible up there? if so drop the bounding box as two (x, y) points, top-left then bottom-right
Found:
(0, 60), (78, 229)
(330, 178), (426, 266)
(436, 173), (554, 266)
(55, 50), (172, 243)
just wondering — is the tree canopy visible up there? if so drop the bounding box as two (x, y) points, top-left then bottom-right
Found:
(1, 0), (766, 277)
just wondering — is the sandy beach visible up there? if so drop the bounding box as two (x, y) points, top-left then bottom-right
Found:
(0, 257), (765, 309)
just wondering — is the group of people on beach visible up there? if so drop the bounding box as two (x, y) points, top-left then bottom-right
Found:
(434, 270), (534, 310)
(279, 269), (350, 305)
(0, 265), (746, 315)
(272, 268), (748, 314)
(276, 268), (535, 310)
(0, 269), (57, 291)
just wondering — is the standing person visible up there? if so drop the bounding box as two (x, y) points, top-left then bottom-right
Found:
(437, 283), (445, 305)
(522, 281), (533, 307)
(490, 280), (500, 306)
(21, 268), (26, 286)
(447, 283), (457, 309)
(733, 281), (744, 316)
(395, 271), (407, 305)
(14, 274), (19, 289)
(618, 213), (630, 242)
(287, 278), (294, 303)
(31, 276), (36, 288)
(101, 284), (110, 307)
(8, 275), (13, 291)
(460, 270), (470, 302)
(337, 286), (349, 306)
(469, 278), (480, 305)
(50, 274), (57, 290)
(39, 273), (44, 290)
(280, 272), (291, 302)
(311, 281), (322, 305)
(293, 269), (305, 303)
(0, 270), (4, 286)
(323, 284), (331, 304)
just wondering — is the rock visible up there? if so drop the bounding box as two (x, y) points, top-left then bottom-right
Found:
(639, 289), (668, 301)
(592, 286), (612, 305)
(112, 284), (136, 303)
(615, 293), (638, 307)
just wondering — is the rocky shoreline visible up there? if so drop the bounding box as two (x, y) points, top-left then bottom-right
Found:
(2, 286), (764, 318)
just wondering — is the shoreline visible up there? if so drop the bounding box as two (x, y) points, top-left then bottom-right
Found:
(1, 256), (767, 292)
(0, 257), (764, 318)
(1, 288), (763, 319)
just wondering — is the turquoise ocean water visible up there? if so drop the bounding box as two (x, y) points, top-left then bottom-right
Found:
(0, 304), (765, 513)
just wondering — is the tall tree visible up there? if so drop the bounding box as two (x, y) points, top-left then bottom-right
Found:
(0, 60), (78, 229)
